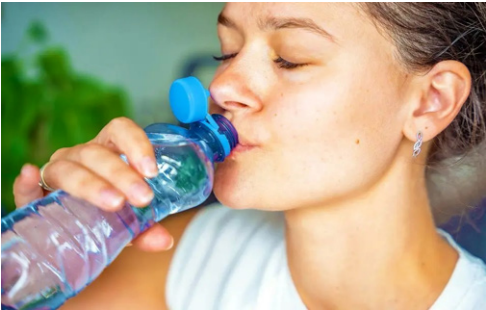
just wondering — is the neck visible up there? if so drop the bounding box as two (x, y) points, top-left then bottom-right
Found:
(284, 155), (458, 309)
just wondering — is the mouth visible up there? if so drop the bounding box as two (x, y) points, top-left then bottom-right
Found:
(229, 142), (257, 158)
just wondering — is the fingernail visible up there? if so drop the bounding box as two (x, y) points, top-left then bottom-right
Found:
(100, 189), (124, 209)
(130, 182), (154, 205)
(149, 235), (173, 250)
(21, 164), (33, 177)
(166, 236), (174, 250)
(140, 156), (158, 178)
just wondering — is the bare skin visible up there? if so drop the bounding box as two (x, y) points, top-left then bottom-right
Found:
(14, 3), (473, 309)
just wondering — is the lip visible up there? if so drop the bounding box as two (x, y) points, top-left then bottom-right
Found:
(229, 143), (256, 158)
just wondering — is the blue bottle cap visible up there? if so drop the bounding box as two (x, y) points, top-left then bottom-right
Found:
(169, 77), (239, 160)
(169, 76), (210, 124)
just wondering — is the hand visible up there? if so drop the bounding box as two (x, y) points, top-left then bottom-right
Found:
(13, 117), (173, 252)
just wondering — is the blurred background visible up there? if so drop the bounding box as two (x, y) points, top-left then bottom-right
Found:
(1, 2), (224, 214)
(1, 3), (485, 262)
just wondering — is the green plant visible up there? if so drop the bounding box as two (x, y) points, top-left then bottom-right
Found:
(1, 21), (131, 215)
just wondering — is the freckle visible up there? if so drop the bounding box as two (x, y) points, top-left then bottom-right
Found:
(274, 113), (277, 117)
(425, 126), (429, 129)
(355, 139), (360, 145)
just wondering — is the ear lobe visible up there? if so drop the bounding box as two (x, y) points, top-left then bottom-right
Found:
(404, 60), (471, 143)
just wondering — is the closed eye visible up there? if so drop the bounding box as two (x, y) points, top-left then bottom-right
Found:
(213, 53), (307, 70)
(274, 57), (307, 69)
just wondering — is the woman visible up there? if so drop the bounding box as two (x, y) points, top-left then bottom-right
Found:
(13, 3), (486, 309)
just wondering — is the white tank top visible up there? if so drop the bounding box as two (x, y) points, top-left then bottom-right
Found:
(166, 204), (486, 310)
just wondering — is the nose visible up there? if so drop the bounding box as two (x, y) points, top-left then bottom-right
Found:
(209, 57), (263, 119)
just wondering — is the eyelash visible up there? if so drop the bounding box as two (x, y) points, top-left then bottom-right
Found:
(213, 53), (238, 62)
(213, 53), (307, 70)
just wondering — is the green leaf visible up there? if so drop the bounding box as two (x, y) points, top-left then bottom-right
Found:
(27, 21), (49, 44)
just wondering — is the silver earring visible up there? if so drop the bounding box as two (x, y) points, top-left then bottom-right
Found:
(412, 131), (423, 158)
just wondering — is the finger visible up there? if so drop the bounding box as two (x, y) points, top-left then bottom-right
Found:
(92, 117), (158, 178)
(130, 223), (174, 252)
(14, 164), (45, 208)
(61, 143), (154, 207)
(43, 159), (126, 211)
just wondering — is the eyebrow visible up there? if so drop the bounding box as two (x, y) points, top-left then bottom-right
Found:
(218, 13), (335, 42)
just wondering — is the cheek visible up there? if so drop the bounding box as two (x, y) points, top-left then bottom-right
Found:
(214, 62), (405, 210)
(272, 77), (400, 161)
(284, 80), (401, 187)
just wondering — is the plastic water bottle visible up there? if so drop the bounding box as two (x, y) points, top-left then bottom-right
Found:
(1, 77), (238, 310)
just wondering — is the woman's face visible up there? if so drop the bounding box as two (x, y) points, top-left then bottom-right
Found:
(210, 3), (412, 211)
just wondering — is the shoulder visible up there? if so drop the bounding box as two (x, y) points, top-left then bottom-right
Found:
(458, 253), (486, 309)
(434, 229), (486, 310)
(166, 204), (287, 310)
(457, 265), (486, 310)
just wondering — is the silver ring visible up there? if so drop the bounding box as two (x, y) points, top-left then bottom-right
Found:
(38, 162), (56, 192)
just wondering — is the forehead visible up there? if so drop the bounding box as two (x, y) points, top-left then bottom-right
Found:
(220, 3), (373, 40)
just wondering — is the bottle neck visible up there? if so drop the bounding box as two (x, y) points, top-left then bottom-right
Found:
(189, 122), (227, 163)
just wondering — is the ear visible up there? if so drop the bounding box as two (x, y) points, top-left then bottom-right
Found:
(403, 60), (471, 144)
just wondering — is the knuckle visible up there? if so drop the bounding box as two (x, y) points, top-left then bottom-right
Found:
(78, 143), (103, 162)
(50, 147), (70, 161)
(110, 166), (139, 185)
(109, 117), (134, 130)
(139, 135), (153, 148)
(49, 159), (74, 176)
(53, 161), (98, 194)
(75, 176), (97, 194)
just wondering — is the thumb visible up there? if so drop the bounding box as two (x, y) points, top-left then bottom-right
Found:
(13, 164), (45, 208)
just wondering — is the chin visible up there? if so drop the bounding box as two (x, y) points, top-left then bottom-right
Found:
(212, 156), (310, 211)
(212, 165), (290, 211)
(212, 159), (268, 210)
